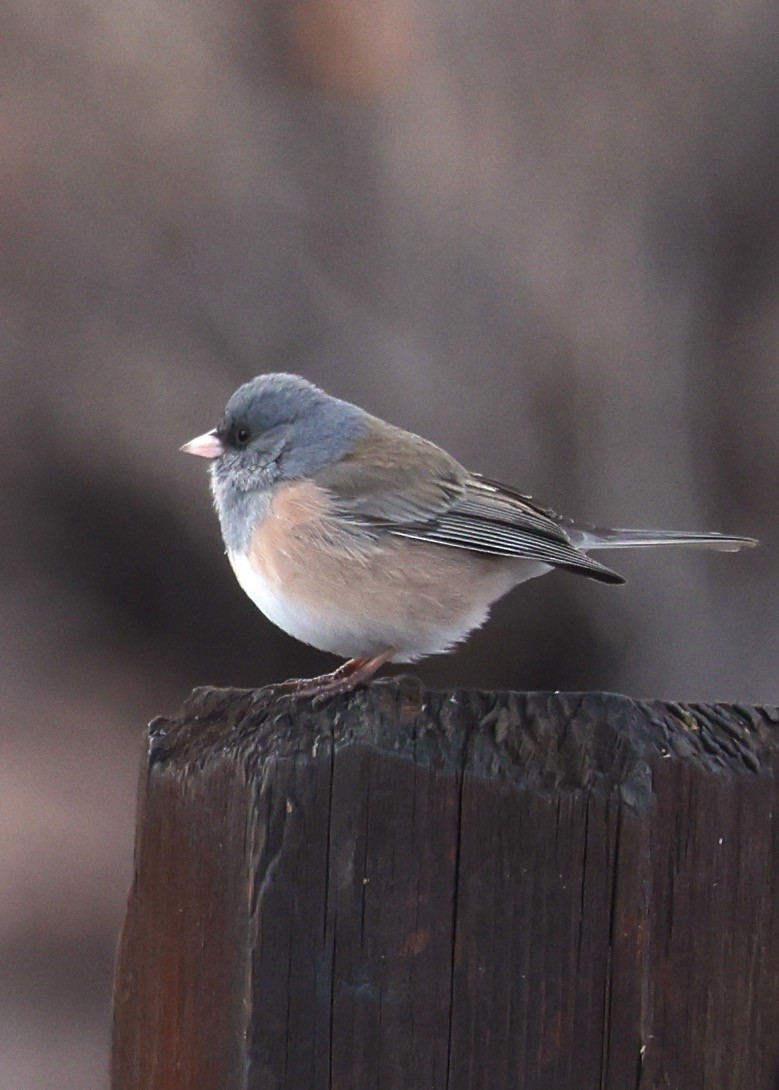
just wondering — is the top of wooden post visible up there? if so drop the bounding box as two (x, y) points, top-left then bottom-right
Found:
(147, 679), (779, 806)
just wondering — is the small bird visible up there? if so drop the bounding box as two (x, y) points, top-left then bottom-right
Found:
(181, 373), (756, 698)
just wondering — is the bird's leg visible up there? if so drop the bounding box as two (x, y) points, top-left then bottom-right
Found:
(272, 656), (371, 694)
(301, 648), (396, 700)
(257, 649), (395, 703)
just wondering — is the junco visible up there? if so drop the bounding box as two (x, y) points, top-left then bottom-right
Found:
(181, 373), (756, 697)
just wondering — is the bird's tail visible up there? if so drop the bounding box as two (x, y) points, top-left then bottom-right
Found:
(570, 526), (758, 553)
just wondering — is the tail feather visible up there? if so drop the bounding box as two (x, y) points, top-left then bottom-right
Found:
(572, 527), (758, 553)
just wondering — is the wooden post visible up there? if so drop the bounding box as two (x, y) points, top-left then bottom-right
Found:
(112, 680), (779, 1090)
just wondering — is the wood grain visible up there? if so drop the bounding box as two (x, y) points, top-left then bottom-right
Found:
(112, 681), (779, 1090)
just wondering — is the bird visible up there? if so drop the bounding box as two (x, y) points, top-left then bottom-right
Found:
(181, 373), (756, 698)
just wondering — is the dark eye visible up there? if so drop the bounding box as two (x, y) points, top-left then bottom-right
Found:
(234, 426), (251, 447)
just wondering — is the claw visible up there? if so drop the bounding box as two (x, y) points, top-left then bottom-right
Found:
(256, 649), (396, 704)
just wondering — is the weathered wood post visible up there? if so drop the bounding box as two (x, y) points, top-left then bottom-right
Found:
(112, 679), (779, 1090)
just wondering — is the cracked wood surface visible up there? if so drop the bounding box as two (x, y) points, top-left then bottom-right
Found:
(112, 680), (779, 1090)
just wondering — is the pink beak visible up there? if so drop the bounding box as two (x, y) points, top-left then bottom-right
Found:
(180, 430), (224, 459)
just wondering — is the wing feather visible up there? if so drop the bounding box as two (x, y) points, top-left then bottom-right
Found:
(315, 423), (623, 584)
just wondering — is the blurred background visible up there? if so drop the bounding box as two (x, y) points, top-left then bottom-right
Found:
(2, 0), (778, 1085)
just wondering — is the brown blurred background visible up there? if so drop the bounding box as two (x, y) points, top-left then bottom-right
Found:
(2, 0), (778, 1085)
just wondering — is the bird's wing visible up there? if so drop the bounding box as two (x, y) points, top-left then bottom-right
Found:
(314, 417), (467, 523)
(314, 421), (623, 584)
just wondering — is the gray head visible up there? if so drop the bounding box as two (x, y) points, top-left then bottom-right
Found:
(181, 373), (366, 550)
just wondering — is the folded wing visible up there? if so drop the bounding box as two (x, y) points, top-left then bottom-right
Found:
(315, 421), (625, 584)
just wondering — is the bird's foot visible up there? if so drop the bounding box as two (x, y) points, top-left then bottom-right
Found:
(255, 649), (395, 706)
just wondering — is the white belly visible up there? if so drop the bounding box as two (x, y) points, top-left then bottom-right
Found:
(228, 547), (550, 662)
(228, 550), (341, 654)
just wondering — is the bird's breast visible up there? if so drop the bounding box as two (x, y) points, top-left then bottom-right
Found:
(226, 478), (373, 654)
(224, 478), (546, 660)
